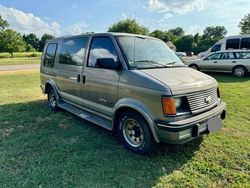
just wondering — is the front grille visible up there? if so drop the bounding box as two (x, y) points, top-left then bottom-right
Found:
(187, 87), (218, 113)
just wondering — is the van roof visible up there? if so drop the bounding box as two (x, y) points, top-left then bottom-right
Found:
(213, 49), (250, 53)
(48, 32), (157, 42)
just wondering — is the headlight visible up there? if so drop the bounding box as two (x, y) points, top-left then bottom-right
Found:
(175, 98), (182, 108)
(162, 96), (190, 116)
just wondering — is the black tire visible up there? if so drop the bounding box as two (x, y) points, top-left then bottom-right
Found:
(189, 64), (199, 70)
(47, 87), (59, 111)
(232, 66), (247, 77)
(117, 111), (157, 155)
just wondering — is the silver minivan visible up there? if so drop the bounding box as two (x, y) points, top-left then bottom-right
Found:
(40, 33), (226, 154)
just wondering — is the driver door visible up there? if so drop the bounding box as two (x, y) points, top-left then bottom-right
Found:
(201, 52), (222, 71)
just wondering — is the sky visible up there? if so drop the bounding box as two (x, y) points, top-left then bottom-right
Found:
(0, 0), (249, 37)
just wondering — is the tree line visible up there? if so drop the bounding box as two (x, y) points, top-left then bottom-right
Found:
(0, 12), (250, 56)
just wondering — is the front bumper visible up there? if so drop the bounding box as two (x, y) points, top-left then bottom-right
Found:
(156, 101), (226, 144)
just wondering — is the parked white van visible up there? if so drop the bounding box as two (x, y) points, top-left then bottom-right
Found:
(198, 34), (250, 58)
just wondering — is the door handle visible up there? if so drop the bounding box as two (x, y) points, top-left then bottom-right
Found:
(77, 74), (80, 82)
(214, 61), (218, 63)
(232, 61), (236, 63)
(82, 75), (86, 84)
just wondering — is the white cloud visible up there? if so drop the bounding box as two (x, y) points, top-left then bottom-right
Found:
(148, 0), (206, 15)
(186, 25), (203, 35)
(0, 5), (88, 37)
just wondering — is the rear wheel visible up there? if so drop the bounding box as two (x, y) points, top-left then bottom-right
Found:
(189, 64), (199, 70)
(233, 66), (247, 77)
(117, 111), (157, 155)
(47, 87), (59, 111)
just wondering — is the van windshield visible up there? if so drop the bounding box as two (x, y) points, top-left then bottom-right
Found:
(116, 36), (184, 69)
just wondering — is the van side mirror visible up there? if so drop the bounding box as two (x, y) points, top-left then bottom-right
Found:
(95, 58), (121, 70)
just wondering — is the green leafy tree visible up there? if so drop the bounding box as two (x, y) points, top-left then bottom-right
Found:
(0, 29), (26, 56)
(108, 19), (149, 35)
(149, 30), (169, 42)
(174, 35), (194, 52)
(202, 26), (227, 40)
(0, 15), (9, 31)
(39, 33), (54, 52)
(23, 33), (39, 51)
(238, 13), (250, 34)
(168, 27), (185, 37)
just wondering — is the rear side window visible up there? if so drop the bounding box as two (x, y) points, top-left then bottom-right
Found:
(88, 37), (118, 67)
(226, 39), (240, 49)
(59, 37), (88, 66)
(235, 52), (250, 59)
(44, 43), (57, 67)
(220, 52), (235, 59)
(211, 44), (221, 52)
(240, 38), (250, 49)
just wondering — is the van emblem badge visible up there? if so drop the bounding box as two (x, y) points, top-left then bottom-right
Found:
(205, 96), (212, 104)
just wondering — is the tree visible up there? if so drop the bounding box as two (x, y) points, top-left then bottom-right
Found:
(0, 15), (9, 31)
(168, 27), (185, 37)
(108, 19), (149, 35)
(174, 35), (194, 52)
(203, 26), (227, 40)
(39, 33), (54, 51)
(149, 30), (169, 42)
(0, 29), (26, 56)
(23, 33), (39, 51)
(238, 13), (250, 34)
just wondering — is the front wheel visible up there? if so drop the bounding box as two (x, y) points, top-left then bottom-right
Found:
(189, 64), (199, 70)
(47, 88), (59, 111)
(117, 111), (157, 155)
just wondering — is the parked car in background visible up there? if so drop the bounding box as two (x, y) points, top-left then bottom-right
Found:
(40, 32), (226, 154)
(175, 51), (186, 59)
(187, 50), (250, 77)
(198, 34), (250, 58)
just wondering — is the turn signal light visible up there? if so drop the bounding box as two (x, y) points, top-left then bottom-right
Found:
(162, 97), (176, 115)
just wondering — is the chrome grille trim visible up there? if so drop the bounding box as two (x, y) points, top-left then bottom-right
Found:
(187, 87), (218, 113)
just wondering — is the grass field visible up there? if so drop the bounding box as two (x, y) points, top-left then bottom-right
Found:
(0, 57), (41, 65)
(0, 70), (249, 187)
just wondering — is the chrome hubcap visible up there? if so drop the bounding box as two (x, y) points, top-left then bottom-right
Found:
(49, 91), (56, 107)
(235, 68), (244, 76)
(122, 118), (144, 147)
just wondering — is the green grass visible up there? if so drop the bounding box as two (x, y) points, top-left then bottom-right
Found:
(0, 57), (41, 65)
(0, 71), (249, 187)
(0, 52), (42, 59)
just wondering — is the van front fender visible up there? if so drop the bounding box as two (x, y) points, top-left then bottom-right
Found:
(113, 98), (160, 143)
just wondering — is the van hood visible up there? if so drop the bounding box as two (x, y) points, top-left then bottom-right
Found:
(140, 67), (217, 95)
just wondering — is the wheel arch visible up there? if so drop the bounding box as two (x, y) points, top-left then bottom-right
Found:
(112, 98), (160, 143)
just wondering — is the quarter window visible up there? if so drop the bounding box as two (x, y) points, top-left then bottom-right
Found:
(240, 38), (250, 49)
(44, 43), (57, 67)
(226, 39), (240, 49)
(88, 37), (118, 67)
(59, 37), (88, 66)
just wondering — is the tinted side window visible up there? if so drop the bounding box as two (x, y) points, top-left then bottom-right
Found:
(59, 37), (88, 66)
(205, 53), (221, 60)
(226, 39), (240, 49)
(44, 43), (57, 67)
(240, 38), (250, 49)
(221, 52), (235, 59)
(211, 44), (221, 52)
(88, 37), (118, 67)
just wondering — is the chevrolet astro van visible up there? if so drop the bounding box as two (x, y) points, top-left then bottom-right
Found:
(40, 33), (226, 154)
